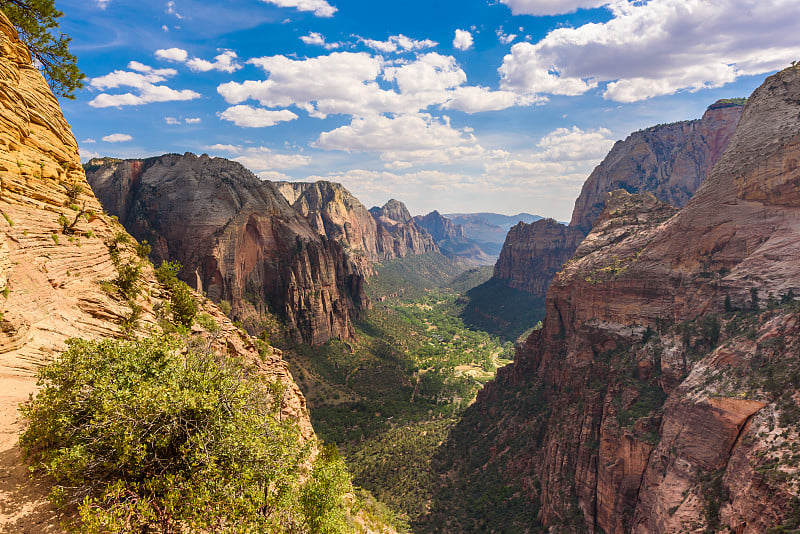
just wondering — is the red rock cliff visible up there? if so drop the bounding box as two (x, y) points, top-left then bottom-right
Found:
(86, 155), (368, 346)
(492, 100), (744, 300)
(430, 67), (800, 533)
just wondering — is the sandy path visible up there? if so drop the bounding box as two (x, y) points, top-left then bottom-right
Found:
(0, 373), (62, 533)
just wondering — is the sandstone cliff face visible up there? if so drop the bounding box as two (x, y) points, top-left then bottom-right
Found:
(86, 156), (368, 346)
(413, 210), (466, 242)
(431, 68), (800, 532)
(493, 219), (586, 295)
(276, 182), (440, 269)
(369, 199), (438, 258)
(570, 101), (744, 233)
(0, 15), (311, 531)
(492, 100), (744, 300)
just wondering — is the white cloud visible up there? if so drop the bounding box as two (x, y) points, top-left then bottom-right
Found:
(496, 28), (517, 45)
(185, 117), (201, 124)
(81, 138), (96, 144)
(217, 105), (299, 127)
(187, 50), (242, 73)
(258, 0), (337, 17)
(155, 47), (188, 62)
(537, 126), (615, 161)
(164, 117), (181, 125)
(453, 30), (473, 51)
(300, 32), (340, 50)
(205, 144), (311, 172)
(360, 34), (437, 54)
(88, 64), (200, 108)
(499, 0), (607, 16)
(96, 0), (110, 8)
(102, 133), (133, 143)
(166, 1), (184, 19)
(218, 51), (532, 121)
(442, 86), (542, 113)
(500, 0), (800, 103)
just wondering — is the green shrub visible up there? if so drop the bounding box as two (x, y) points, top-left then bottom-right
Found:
(20, 336), (351, 533)
(170, 281), (197, 327)
(219, 299), (233, 316)
(113, 261), (140, 300)
(195, 312), (219, 332)
(135, 240), (151, 259)
(155, 260), (181, 289)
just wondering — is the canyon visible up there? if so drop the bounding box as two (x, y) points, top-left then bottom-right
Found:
(427, 66), (800, 532)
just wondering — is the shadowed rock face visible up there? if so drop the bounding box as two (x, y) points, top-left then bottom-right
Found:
(86, 155), (368, 345)
(492, 100), (744, 299)
(369, 199), (439, 258)
(434, 68), (800, 532)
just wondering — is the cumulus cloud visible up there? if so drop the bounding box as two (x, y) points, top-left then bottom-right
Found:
(453, 30), (473, 51)
(102, 133), (132, 143)
(300, 32), (340, 50)
(185, 117), (201, 124)
(205, 144), (311, 172)
(155, 47), (188, 62)
(258, 0), (337, 17)
(217, 105), (299, 127)
(187, 50), (242, 73)
(537, 126), (615, 161)
(218, 51), (531, 120)
(359, 34), (437, 54)
(500, 0), (800, 102)
(82, 138), (96, 144)
(88, 64), (200, 108)
(499, 0), (607, 16)
(164, 117), (181, 125)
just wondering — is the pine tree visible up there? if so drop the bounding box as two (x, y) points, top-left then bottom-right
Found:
(1, 0), (83, 98)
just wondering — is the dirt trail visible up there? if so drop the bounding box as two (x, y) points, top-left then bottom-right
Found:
(0, 371), (62, 533)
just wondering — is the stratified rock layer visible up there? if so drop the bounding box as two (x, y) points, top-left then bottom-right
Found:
(87, 156), (368, 346)
(433, 68), (800, 532)
(492, 100), (744, 299)
(0, 14), (311, 531)
(493, 219), (586, 296)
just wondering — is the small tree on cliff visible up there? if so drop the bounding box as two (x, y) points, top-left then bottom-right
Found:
(0, 0), (83, 98)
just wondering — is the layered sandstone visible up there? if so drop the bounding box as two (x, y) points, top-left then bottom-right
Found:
(369, 199), (438, 258)
(492, 100), (744, 300)
(86, 156), (368, 346)
(432, 67), (800, 532)
(0, 14), (311, 531)
(493, 219), (586, 295)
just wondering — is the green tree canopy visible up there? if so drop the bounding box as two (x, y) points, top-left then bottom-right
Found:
(1, 0), (83, 98)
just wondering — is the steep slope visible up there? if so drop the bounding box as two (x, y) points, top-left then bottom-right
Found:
(369, 199), (439, 258)
(0, 14), (310, 531)
(427, 68), (800, 532)
(491, 99), (744, 300)
(86, 156), (368, 346)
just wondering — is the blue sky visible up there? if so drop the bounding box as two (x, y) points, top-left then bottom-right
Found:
(57, 0), (799, 219)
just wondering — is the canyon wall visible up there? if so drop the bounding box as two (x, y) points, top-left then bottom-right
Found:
(429, 67), (800, 532)
(492, 100), (744, 299)
(86, 155), (368, 346)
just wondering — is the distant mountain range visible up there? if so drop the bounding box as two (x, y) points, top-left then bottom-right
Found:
(443, 212), (544, 248)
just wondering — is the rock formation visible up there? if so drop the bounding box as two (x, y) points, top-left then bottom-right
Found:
(369, 199), (439, 258)
(86, 156), (368, 346)
(0, 13), (311, 531)
(493, 219), (586, 296)
(414, 210), (467, 242)
(428, 67), (800, 532)
(492, 99), (744, 299)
